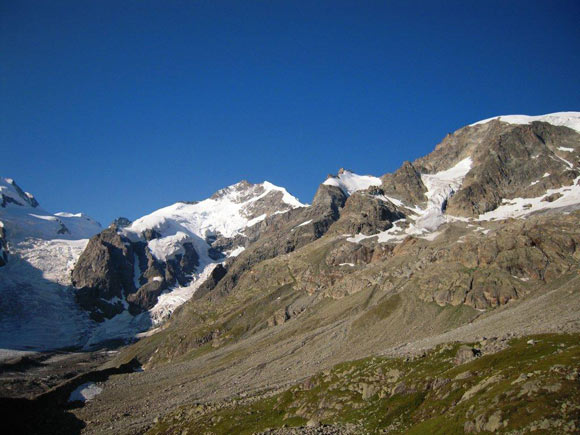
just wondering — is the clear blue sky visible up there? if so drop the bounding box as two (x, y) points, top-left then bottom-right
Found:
(2, 1), (579, 225)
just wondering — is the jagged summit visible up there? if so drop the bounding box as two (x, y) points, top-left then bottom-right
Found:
(111, 216), (132, 229)
(0, 177), (101, 241)
(323, 169), (382, 196)
(3, 113), (580, 435)
(0, 177), (39, 208)
(125, 180), (305, 258)
(2, 111), (580, 356)
(209, 179), (304, 208)
(67, 179), (308, 340)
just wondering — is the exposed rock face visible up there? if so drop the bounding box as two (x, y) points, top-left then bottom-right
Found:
(72, 228), (138, 321)
(195, 264), (227, 299)
(111, 217), (132, 229)
(328, 189), (405, 236)
(380, 161), (426, 205)
(23, 112), (579, 357)
(413, 120), (580, 217)
(109, 113), (580, 382)
(311, 184), (348, 220)
(455, 345), (481, 365)
(71, 180), (306, 323)
(209, 180), (301, 222)
(198, 183), (349, 300)
(72, 228), (203, 320)
(0, 225), (7, 267)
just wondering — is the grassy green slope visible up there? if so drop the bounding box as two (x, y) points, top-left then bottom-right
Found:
(149, 334), (580, 434)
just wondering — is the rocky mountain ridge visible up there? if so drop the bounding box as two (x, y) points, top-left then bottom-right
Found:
(113, 111), (580, 368)
(2, 111), (580, 434)
(0, 178), (307, 350)
(2, 112), (579, 353)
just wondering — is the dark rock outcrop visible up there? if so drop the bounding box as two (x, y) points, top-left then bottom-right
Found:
(195, 264), (228, 299)
(328, 189), (405, 236)
(111, 217), (132, 229)
(72, 228), (138, 321)
(439, 121), (579, 216)
(200, 184), (348, 301)
(0, 225), (7, 267)
(72, 226), (203, 320)
(380, 161), (427, 205)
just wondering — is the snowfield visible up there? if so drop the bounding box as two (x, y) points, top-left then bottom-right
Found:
(479, 176), (580, 221)
(470, 111), (580, 133)
(0, 177), (102, 351)
(0, 238), (94, 350)
(347, 145), (580, 246)
(123, 180), (305, 264)
(415, 157), (472, 232)
(2, 119), (578, 352)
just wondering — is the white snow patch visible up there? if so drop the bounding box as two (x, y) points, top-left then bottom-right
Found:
(543, 173), (550, 178)
(246, 214), (267, 227)
(346, 233), (372, 243)
(68, 382), (103, 402)
(378, 195), (404, 207)
(347, 221), (407, 244)
(85, 253), (227, 347)
(530, 180), (540, 186)
(83, 310), (152, 349)
(323, 170), (382, 196)
(479, 176), (580, 221)
(229, 246), (246, 257)
(554, 154), (574, 169)
(338, 263), (355, 267)
(297, 219), (313, 227)
(558, 147), (575, 152)
(146, 232), (189, 262)
(470, 111), (580, 133)
(0, 178), (101, 242)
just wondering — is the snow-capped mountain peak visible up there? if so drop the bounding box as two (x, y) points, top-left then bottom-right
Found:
(125, 180), (305, 253)
(0, 177), (39, 209)
(75, 180), (307, 339)
(0, 177), (101, 241)
(323, 169), (382, 196)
